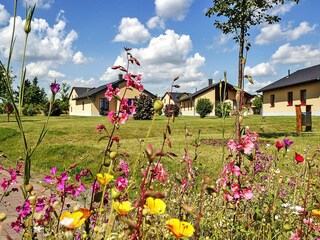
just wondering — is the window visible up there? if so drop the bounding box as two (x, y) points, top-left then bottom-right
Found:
(270, 94), (275, 107)
(287, 92), (293, 106)
(82, 101), (84, 110)
(99, 98), (109, 115)
(300, 89), (306, 105)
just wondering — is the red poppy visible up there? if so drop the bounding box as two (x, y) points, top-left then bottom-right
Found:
(5, 105), (9, 111)
(275, 140), (284, 150)
(295, 152), (304, 163)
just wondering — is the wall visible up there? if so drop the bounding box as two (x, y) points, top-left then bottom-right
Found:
(262, 81), (320, 116)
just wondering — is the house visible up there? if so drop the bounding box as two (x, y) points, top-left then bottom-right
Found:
(161, 92), (190, 106)
(179, 79), (254, 116)
(257, 64), (320, 116)
(69, 74), (156, 116)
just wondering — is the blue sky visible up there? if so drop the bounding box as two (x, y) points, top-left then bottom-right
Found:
(0, 0), (319, 97)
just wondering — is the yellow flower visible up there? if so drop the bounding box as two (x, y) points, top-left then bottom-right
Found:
(312, 209), (320, 218)
(97, 173), (114, 186)
(166, 218), (195, 239)
(144, 197), (166, 215)
(59, 209), (89, 229)
(113, 201), (133, 215)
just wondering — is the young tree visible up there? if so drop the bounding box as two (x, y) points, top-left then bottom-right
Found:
(59, 82), (71, 114)
(133, 94), (154, 120)
(252, 94), (263, 114)
(206, 0), (299, 138)
(23, 77), (47, 106)
(196, 98), (213, 118)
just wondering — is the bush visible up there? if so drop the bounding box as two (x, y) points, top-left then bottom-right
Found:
(22, 104), (39, 116)
(133, 94), (154, 120)
(164, 104), (180, 117)
(44, 100), (62, 116)
(215, 102), (232, 118)
(196, 98), (213, 118)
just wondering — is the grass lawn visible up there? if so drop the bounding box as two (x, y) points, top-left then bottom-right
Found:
(0, 114), (319, 179)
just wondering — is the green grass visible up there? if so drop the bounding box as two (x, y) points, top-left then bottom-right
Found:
(0, 114), (319, 178)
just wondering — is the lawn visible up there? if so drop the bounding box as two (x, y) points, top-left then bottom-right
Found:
(1, 114), (319, 179)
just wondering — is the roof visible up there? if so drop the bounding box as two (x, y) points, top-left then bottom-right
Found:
(183, 82), (254, 100)
(72, 79), (156, 100)
(161, 92), (190, 102)
(257, 64), (320, 92)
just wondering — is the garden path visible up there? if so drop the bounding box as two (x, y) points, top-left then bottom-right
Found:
(0, 170), (77, 240)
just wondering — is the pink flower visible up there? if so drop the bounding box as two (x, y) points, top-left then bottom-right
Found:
(105, 84), (121, 101)
(242, 186), (253, 200)
(115, 177), (128, 191)
(295, 152), (304, 163)
(50, 81), (60, 94)
(119, 159), (129, 176)
(96, 124), (105, 131)
(151, 163), (168, 184)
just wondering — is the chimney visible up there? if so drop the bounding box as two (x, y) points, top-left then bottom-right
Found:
(287, 70), (290, 78)
(208, 78), (213, 86)
(118, 74), (123, 81)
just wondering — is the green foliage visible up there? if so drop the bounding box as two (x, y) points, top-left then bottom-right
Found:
(23, 77), (47, 106)
(252, 95), (262, 112)
(59, 82), (70, 113)
(22, 103), (39, 116)
(215, 102), (232, 118)
(164, 104), (180, 117)
(133, 94), (154, 120)
(196, 98), (213, 118)
(44, 100), (62, 116)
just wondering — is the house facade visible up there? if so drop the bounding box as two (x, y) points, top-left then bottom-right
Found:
(69, 75), (155, 116)
(257, 64), (320, 116)
(178, 79), (254, 116)
(161, 92), (190, 106)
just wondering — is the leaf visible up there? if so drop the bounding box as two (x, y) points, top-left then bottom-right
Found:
(119, 66), (127, 72)
(98, 135), (110, 143)
(111, 66), (120, 70)
(245, 75), (254, 84)
(166, 124), (171, 135)
(173, 76), (179, 81)
(124, 47), (132, 51)
(166, 152), (178, 157)
(134, 59), (140, 66)
(166, 138), (172, 148)
(173, 84), (180, 88)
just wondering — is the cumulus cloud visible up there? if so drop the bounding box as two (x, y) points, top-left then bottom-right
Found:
(147, 16), (165, 29)
(0, 4), (10, 25)
(113, 17), (151, 44)
(269, 2), (296, 16)
(48, 70), (65, 79)
(245, 62), (276, 77)
(271, 43), (320, 66)
(102, 29), (206, 94)
(244, 80), (273, 94)
(65, 77), (98, 88)
(255, 21), (316, 45)
(25, 61), (65, 80)
(73, 51), (92, 64)
(155, 0), (193, 21)
(23, 0), (54, 9)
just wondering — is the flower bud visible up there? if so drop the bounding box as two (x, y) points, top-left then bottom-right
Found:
(28, 195), (37, 205)
(111, 188), (121, 199)
(109, 151), (117, 159)
(25, 184), (33, 192)
(0, 212), (7, 221)
(24, 5), (36, 34)
(153, 100), (164, 112)
(73, 204), (80, 212)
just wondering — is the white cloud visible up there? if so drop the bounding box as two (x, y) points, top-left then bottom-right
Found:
(245, 62), (276, 77)
(23, 0), (54, 9)
(25, 61), (65, 80)
(0, 4), (10, 25)
(72, 51), (92, 64)
(65, 77), (98, 88)
(155, 0), (193, 21)
(269, 2), (296, 16)
(113, 17), (151, 44)
(48, 70), (65, 79)
(255, 22), (316, 45)
(271, 43), (320, 66)
(101, 29), (206, 94)
(147, 16), (165, 29)
(217, 33), (233, 45)
(0, 12), (79, 63)
(244, 80), (273, 94)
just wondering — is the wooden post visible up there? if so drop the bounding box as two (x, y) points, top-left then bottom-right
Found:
(306, 105), (312, 131)
(295, 105), (302, 133)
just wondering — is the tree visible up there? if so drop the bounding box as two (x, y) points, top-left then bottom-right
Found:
(164, 104), (180, 117)
(133, 94), (154, 120)
(206, 0), (299, 137)
(252, 95), (263, 114)
(196, 98), (213, 118)
(59, 82), (71, 114)
(23, 77), (47, 106)
(215, 102), (232, 118)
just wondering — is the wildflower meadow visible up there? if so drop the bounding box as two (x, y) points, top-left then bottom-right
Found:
(1, 1), (320, 240)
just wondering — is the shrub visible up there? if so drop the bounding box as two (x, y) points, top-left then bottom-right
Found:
(44, 100), (62, 116)
(196, 98), (213, 118)
(215, 102), (232, 118)
(22, 104), (38, 116)
(164, 103), (180, 117)
(133, 94), (154, 120)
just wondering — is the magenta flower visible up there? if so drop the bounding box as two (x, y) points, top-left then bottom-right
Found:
(151, 163), (168, 184)
(275, 140), (284, 151)
(115, 176), (128, 191)
(105, 84), (120, 101)
(96, 124), (106, 131)
(50, 81), (60, 94)
(283, 138), (294, 150)
(119, 159), (129, 176)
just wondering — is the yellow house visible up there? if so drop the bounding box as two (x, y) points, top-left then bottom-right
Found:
(179, 79), (254, 116)
(257, 64), (320, 116)
(161, 92), (190, 106)
(69, 74), (155, 116)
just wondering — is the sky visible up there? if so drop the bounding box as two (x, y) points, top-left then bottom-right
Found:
(0, 0), (320, 97)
